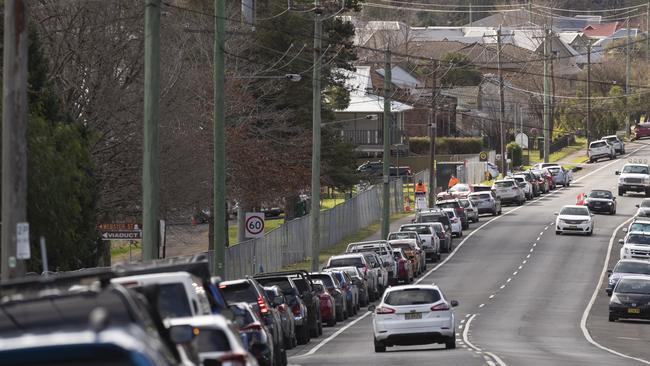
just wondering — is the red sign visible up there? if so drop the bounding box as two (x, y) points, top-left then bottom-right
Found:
(98, 223), (142, 231)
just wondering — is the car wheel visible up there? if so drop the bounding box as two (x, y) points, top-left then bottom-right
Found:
(609, 313), (617, 322)
(297, 326), (309, 345)
(646, 188), (650, 197)
(492, 208), (497, 216)
(555, 230), (561, 235)
(374, 339), (386, 353)
(566, 181), (570, 187)
(462, 222), (469, 230)
(318, 319), (323, 335)
(618, 189), (625, 196)
(587, 229), (593, 236)
(336, 309), (343, 322)
(475, 216), (479, 222)
(518, 199), (524, 206)
(589, 158), (594, 163)
(445, 336), (456, 349)
(327, 318), (336, 327)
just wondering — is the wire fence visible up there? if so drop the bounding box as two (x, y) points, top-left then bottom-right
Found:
(196, 179), (403, 279)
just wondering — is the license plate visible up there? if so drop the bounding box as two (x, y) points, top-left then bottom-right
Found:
(628, 308), (641, 314)
(569, 225), (577, 229)
(405, 312), (422, 320)
(631, 186), (640, 189)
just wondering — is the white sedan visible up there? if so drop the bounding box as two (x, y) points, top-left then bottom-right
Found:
(370, 284), (458, 352)
(555, 205), (594, 236)
(442, 208), (463, 237)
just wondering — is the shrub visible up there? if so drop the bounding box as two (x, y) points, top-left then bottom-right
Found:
(507, 142), (523, 167)
(408, 136), (484, 155)
(409, 136), (431, 155)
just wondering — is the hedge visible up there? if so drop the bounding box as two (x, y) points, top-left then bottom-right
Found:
(507, 142), (523, 167)
(409, 137), (484, 155)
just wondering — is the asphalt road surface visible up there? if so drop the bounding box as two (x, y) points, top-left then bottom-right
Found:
(287, 140), (650, 366)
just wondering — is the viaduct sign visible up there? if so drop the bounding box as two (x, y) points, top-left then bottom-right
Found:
(98, 223), (142, 241)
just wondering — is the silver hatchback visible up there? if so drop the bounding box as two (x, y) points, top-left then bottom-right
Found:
(468, 191), (502, 216)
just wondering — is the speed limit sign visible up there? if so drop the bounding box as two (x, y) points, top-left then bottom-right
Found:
(245, 212), (265, 238)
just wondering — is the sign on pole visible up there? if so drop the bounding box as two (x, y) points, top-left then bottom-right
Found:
(98, 223), (142, 241)
(16, 222), (30, 260)
(245, 212), (265, 239)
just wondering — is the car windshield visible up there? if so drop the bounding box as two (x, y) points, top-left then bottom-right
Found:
(444, 211), (454, 218)
(451, 184), (469, 192)
(157, 283), (193, 318)
(310, 274), (335, 288)
(470, 193), (492, 201)
(547, 167), (560, 174)
(589, 191), (612, 199)
(329, 257), (363, 267)
(559, 207), (589, 216)
(605, 137), (618, 142)
(626, 234), (650, 245)
(256, 278), (293, 294)
(384, 288), (441, 305)
(437, 202), (458, 209)
(230, 305), (256, 327)
(388, 232), (415, 240)
(392, 243), (413, 251)
(196, 328), (231, 353)
(495, 181), (514, 188)
(622, 165), (649, 174)
(590, 141), (606, 148)
(401, 226), (432, 235)
(641, 200), (650, 208)
(221, 282), (259, 304)
(417, 214), (445, 224)
(629, 222), (650, 232)
(615, 262), (650, 275)
(615, 278), (650, 294)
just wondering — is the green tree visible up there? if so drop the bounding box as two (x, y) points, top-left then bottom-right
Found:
(441, 52), (482, 86)
(1, 27), (101, 271)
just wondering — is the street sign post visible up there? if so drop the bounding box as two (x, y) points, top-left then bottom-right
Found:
(98, 223), (142, 241)
(16, 222), (30, 260)
(244, 212), (265, 239)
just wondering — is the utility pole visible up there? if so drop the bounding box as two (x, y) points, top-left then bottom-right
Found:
(381, 48), (392, 240)
(528, 0), (533, 25)
(213, 0), (227, 276)
(310, 3), (322, 272)
(543, 28), (551, 163)
(1, 0), (28, 281)
(142, 0), (160, 261)
(497, 26), (507, 175)
(647, 3), (649, 65)
(469, 2), (473, 25)
(586, 41), (592, 147)
(428, 60), (438, 207)
(625, 17), (632, 141)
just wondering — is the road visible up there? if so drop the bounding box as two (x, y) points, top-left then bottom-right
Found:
(287, 140), (650, 366)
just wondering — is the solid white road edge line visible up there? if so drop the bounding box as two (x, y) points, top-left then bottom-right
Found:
(462, 314), (507, 366)
(295, 311), (372, 358)
(579, 217), (650, 365)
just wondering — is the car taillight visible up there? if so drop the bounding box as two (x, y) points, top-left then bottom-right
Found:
(257, 296), (269, 314)
(218, 352), (247, 366)
(241, 323), (263, 332)
(292, 303), (301, 316)
(455, 207), (463, 213)
(431, 303), (450, 311)
(375, 306), (395, 314)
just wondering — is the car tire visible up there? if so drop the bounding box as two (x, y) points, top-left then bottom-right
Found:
(327, 318), (336, 327)
(518, 199), (524, 206)
(318, 319), (323, 336)
(589, 158), (594, 163)
(492, 208), (497, 216)
(462, 222), (469, 230)
(609, 313), (617, 322)
(445, 336), (456, 349)
(374, 339), (386, 353)
(619, 189), (625, 196)
(297, 326), (309, 345)
(566, 181), (570, 187)
(646, 188), (650, 197)
(475, 216), (480, 222)
(587, 229), (593, 236)
(336, 309), (343, 322)
(555, 230), (561, 235)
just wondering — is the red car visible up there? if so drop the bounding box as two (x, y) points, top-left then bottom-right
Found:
(311, 280), (337, 326)
(632, 123), (650, 140)
(437, 183), (474, 200)
(392, 248), (414, 283)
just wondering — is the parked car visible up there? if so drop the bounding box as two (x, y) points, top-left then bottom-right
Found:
(588, 139), (616, 163)
(624, 218), (650, 234)
(229, 302), (277, 366)
(441, 208), (463, 238)
(389, 238), (424, 276)
(632, 122), (650, 140)
(309, 272), (348, 322)
(392, 248), (414, 284)
(435, 199), (469, 229)
(467, 191), (501, 216)
(387, 231), (424, 249)
(555, 205), (594, 236)
(264, 286), (297, 349)
(616, 163), (650, 196)
(584, 189), (616, 215)
(310, 280), (337, 326)
(363, 251), (390, 293)
(430, 221), (453, 253)
(170, 314), (260, 366)
(608, 275), (650, 322)
(370, 285), (459, 352)
(533, 168), (555, 191)
(413, 209), (453, 251)
(399, 223), (441, 261)
(606, 259), (650, 296)
(458, 197), (479, 223)
(510, 175), (533, 200)
(618, 231), (650, 260)
(637, 198), (650, 217)
(389, 166), (413, 177)
(546, 165), (572, 187)
(346, 241), (397, 286)
(437, 183), (473, 199)
(329, 270), (359, 315)
(529, 170), (548, 193)
(602, 134), (625, 154)
(253, 271), (322, 340)
(325, 253), (379, 301)
(220, 278), (288, 359)
(492, 179), (525, 205)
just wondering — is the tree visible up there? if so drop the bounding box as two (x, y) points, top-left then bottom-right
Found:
(0, 26), (101, 271)
(441, 52), (482, 86)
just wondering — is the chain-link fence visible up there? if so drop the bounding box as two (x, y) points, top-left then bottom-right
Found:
(200, 179), (403, 279)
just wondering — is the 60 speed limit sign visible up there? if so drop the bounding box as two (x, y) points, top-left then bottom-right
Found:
(245, 212), (265, 238)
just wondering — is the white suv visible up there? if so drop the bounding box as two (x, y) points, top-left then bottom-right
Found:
(588, 140), (616, 163)
(492, 179), (525, 205)
(616, 163), (650, 196)
(619, 232), (650, 260)
(602, 135), (625, 155)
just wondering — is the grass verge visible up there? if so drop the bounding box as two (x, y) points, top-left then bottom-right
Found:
(282, 212), (412, 271)
(526, 137), (586, 165)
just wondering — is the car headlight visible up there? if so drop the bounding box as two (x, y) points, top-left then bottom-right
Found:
(645, 177), (650, 184)
(607, 202), (613, 205)
(610, 293), (622, 305)
(608, 278), (616, 285)
(624, 247), (630, 254)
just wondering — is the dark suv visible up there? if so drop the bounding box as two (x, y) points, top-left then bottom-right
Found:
(434, 200), (469, 229)
(415, 209), (453, 233)
(255, 271), (322, 342)
(219, 278), (287, 365)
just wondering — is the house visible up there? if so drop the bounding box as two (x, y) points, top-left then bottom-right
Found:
(334, 66), (415, 156)
(582, 22), (621, 39)
(466, 9), (600, 32)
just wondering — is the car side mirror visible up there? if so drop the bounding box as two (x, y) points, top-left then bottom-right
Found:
(169, 325), (195, 344)
(368, 305), (376, 312)
(591, 213), (595, 217)
(450, 300), (459, 307)
(618, 239), (624, 245)
(615, 171), (620, 175)
(636, 204), (640, 208)
(411, 219), (415, 224)
(554, 212), (559, 216)
(622, 227), (628, 232)
(606, 269), (613, 275)
(612, 197), (616, 201)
